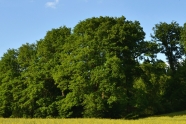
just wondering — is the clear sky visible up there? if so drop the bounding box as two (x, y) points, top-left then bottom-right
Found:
(0, 0), (186, 61)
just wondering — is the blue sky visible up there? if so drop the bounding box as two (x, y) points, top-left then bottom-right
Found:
(0, 0), (186, 61)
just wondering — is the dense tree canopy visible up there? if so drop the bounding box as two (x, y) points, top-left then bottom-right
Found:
(0, 16), (186, 118)
(151, 22), (183, 73)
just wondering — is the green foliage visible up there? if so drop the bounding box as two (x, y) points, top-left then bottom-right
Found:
(0, 49), (20, 117)
(151, 22), (183, 73)
(181, 23), (186, 52)
(0, 16), (186, 119)
(150, 22), (186, 114)
(53, 16), (145, 118)
(163, 60), (186, 111)
(134, 61), (170, 115)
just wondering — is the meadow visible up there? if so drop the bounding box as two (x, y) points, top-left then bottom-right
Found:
(1, 111), (186, 124)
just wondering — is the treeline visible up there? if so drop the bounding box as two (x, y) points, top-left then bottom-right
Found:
(1, 16), (186, 118)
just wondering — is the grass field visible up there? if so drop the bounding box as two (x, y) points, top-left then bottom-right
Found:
(1, 110), (186, 124)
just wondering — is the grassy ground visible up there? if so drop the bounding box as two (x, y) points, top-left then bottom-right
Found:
(0, 110), (186, 124)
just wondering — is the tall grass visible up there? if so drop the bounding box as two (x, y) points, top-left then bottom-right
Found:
(1, 110), (186, 124)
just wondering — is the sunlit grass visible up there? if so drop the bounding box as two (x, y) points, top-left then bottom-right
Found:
(1, 110), (186, 124)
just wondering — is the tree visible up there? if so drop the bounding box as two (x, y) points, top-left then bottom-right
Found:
(133, 60), (169, 116)
(181, 23), (186, 52)
(32, 26), (71, 117)
(152, 22), (186, 113)
(0, 49), (20, 117)
(3, 16), (184, 118)
(53, 16), (145, 118)
(151, 22), (183, 73)
(172, 60), (186, 110)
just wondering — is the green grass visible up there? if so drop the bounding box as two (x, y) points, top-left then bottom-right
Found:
(1, 110), (186, 124)
(155, 110), (186, 117)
